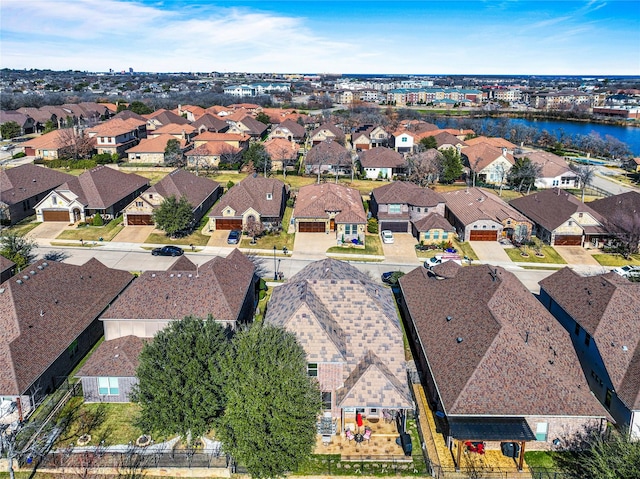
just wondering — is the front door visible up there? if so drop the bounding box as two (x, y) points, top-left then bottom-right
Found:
(330, 219), (335, 231)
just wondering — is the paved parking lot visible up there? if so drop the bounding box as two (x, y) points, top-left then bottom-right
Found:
(381, 232), (419, 264)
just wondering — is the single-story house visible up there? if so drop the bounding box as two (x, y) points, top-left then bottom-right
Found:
(358, 147), (406, 180)
(398, 264), (609, 467)
(539, 268), (640, 438)
(125, 134), (188, 165)
(123, 169), (220, 226)
(186, 142), (243, 169)
(589, 191), (640, 253)
(370, 181), (446, 235)
(0, 111), (35, 136)
(514, 151), (580, 190)
(412, 213), (457, 244)
(208, 174), (287, 231)
(263, 138), (300, 173)
(100, 250), (257, 340)
(510, 188), (608, 247)
(0, 259), (134, 416)
(144, 109), (190, 131)
(22, 129), (92, 160)
(309, 123), (345, 145)
(35, 166), (149, 223)
(76, 335), (146, 403)
(293, 183), (366, 243)
(266, 259), (413, 441)
(442, 187), (531, 242)
(0, 164), (74, 225)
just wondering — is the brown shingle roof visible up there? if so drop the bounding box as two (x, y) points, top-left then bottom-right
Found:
(101, 249), (254, 324)
(125, 134), (187, 154)
(76, 336), (146, 378)
(148, 169), (219, 210)
(266, 259), (411, 408)
(442, 188), (529, 226)
(539, 268), (640, 410)
(358, 147), (405, 168)
(399, 265), (608, 417)
(273, 119), (306, 139)
(294, 183), (366, 223)
(209, 174), (285, 219)
(191, 113), (228, 133)
(412, 212), (455, 232)
(510, 188), (605, 231)
(0, 259), (134, 395)
(372, 181), (444, 208)
(167, 255), (197, 271)
(589, 191), (640, 234)
(463, 143), (514, 171)
(310, 123), (345, 143)
(145, 110), (189, 126)
(1, 164), (73, 205)
(305, 141), (351, 167)
(59, 166), (149, 210)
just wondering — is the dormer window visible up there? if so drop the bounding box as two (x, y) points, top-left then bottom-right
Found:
(52, 196), (57, 205)
(266, 193), (273, 200)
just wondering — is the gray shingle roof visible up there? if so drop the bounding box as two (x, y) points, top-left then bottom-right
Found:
(149, 169), (219, 210)
(372, 181), (444, 208)
(358, 147), (405, 168)
(0, 259), (134, 395)
(1, 164), (74, 205)
(294, 183), (366, 223)
(442, 187), (530, 225)
(76, 336), (146, 378)
(209, 174), (285, 219)
(399, 264), (608, 418)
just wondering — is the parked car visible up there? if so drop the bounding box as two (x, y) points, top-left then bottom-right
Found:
(227, 229), (242, 244)
(424, 254), (462, 268)
(381, 230), (394, 244)
(613, 265), (640, 278)
(0, 144), (15, 151)
(151, 245), (184, 256)
(381, 271), (405, 285)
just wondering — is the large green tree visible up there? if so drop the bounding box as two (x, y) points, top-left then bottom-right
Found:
(419, 136), (437, 150)
(440, 148), (464, 184)
(0, 232), (37, 271)
(1, 121), (22, 139)
(255, 112), (271, 126)
(152, 195), (194, 236)
(217, 324), (322, 478)
(132, 316), (230, 441)
(554, 427), (640, 479)
(164, 138), (183, 167)
(507, 157), (542, 193)
(128, 101), (153, 115)
(244, 142), (271, 176)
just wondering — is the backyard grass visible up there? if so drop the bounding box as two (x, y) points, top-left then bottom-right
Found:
(5, 217), (41, 235)
(524, 451), (555, 469)
(592, 253), (640, 267)
(56, 216), (124, 242)
(505, 245), (567, 264)
(326, 233), (384, 256)
(55, 400), (145, 448)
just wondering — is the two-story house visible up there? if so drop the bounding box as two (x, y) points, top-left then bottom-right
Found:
(86, 117), (147, 157)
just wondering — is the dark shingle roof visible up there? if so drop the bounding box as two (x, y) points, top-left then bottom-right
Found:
(539, 268), (640, 410)
(1, 164), (74, 205)
(294, 183), (366, 223)
(442, 188), (529, 226)
(412, 212), (455, 232)
(589, 191), (640, 234)
(358, 147), (405, 168)
(0, 259), (134, 395)
(76, 336), (146, 378)
(149, 169), (219, 210)
(372, 181), (444, 208)
(399, 264), (608, 418)
(209, 174), (285, 219)
(305, 141), (351, 167)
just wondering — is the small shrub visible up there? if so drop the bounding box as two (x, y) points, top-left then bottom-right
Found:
(92, 214), (104, 226)
(12, 151), (26, 159)
(259, 290), (266, 300)
(226, 180), (235, 190)
(367, 217), (378, 234)
(286, 198), (295, 207)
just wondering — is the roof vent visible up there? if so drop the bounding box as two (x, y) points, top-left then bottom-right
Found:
(188, 274), (192, 278)
(0, 288), (4, 294)
(622, 345), (629, 352)
(42, 262), (48, 267)
(22, 275), (29, 280)
(170, 274), (174, 278)
(30, 270), (36, 275)
(446, 316), (452, 322)
(177, 274), (182, 278)
(114, 354), (119, 359)
(54, 299), (59, 304)
(456, 337), (463, 343)
(37, 265), (43, 270)
(151, 273), (156, 277)
(16, 279), (23, 284)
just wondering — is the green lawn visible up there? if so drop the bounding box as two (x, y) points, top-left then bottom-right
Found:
(524, 450), (555, 469)
(592, 253), (640, 267)
(505, 245), (567, 264)
(239, 206), (295, 250)
(5, 217), (41, 235)
(416, 238), (478, 261)
(145, 231), (209, 247)
(327, 233), (384, 256)
(56, 216), (124, 241)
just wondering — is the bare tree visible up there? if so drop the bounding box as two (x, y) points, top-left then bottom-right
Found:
(569, 163), (596, 202)
(57, 127), (94, 160)
(604, 211), (640, 259)
(406, 149), (442, 187)
(245, 216), (264, 244)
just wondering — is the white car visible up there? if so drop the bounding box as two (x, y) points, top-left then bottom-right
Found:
(613, 265), (640, 278)
(381, 230), (394, 244)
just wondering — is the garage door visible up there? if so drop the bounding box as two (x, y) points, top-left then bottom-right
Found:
(127, 214), (153, 225)
(469, 230), (498, 241)
(380, 221), (409, 233)
(42, 210), (70, 222)
(554, 235), (582, 246)
(216, 218), (243, 230)
(298, 221), (326, 233)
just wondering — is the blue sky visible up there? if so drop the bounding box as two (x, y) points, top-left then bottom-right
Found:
(1, 0), (638, 75)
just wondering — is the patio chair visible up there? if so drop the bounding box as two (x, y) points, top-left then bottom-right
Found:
(345, 429), (355, 441)
(362, 427), (372, 443)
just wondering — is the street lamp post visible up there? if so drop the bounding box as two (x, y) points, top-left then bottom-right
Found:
(273, 246), (278, 280)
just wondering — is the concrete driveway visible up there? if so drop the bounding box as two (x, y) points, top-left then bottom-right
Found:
(26, 222), (70, 240)
(469, 241), (512, 264)
(207, 229), (234, 247)
(554, 246), (601, 266)
(111, 225), (154, 243)
(381, 233), (419, 264)
(292, 232), (336, 259)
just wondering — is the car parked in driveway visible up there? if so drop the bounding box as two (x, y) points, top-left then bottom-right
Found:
(613, 265), (640, 279)
(151, 245), (184, 256)
(227, 229), (242, 244)
(381, 230), (394, 244)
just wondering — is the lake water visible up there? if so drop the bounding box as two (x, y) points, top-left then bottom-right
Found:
(441, 117), (640, 155)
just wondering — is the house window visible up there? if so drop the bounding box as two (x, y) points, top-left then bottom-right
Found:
(401, 137), (408, 143)
(148, 194), (153, 199)
(389, 204), (401, 214)
(424, 231), (430, 239)
(344, 224), (358, 235)
(605, 389), (613, 408)
(574, 322), (580, 335)
(321, 392), (332, 410)
(416, 207), (421, 213)
(307, 363), (318, 377)
(433, 231), (440, 240)
(578, 213), (583, 218)
(136, 201), (143, 207)
(52, 196), (57, 205)
(442, 232), (448, 239)
(98, 377), (119, 396)
(535, 422), (548, 441)
(552, 180), (559, 186)
(585, 333), (591, 347)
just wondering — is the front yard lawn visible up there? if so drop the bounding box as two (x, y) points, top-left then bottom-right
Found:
(505, 245), (567, 264)
(5, 217), (41, 235)
(592, 253), (640, 267)
(56, 216), (124, 242)
(326, 233), (383, 256)
(414, 238), (478, 261)
(239, 206), (295, 250)
(145, 215), (212, 247)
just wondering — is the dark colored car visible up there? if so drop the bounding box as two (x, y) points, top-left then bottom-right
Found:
(381, 271), (405, 285)
(151, 245), (184, 256)
(227, 229), (242, 244)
